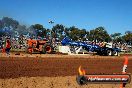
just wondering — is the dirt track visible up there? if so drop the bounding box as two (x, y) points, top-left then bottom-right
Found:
(0, 53), (132, 88)
(0, 53), (132, 79)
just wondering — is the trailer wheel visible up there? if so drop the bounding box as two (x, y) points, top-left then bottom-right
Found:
(97, 51), (102, 56)
(113, 51), (118, 56)
(107, 49), (112, 56)
(42, 43), (53, 54)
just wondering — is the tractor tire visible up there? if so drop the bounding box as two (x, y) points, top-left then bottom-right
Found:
(25, 46), (33, 54)
(106, 49), (112, 56)
(25, 47), (28, 53)
(25, 46), (29, 53)
(42, 43), (53, 54)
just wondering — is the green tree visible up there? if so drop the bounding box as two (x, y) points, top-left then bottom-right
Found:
(46, 29), (51, 37)
(64, 27), (70, 37)
(67, 26), (87, 41)
(52, 24), (65, 41)
(79, 29), (87, 41)
(0, 20), (3, 29)
(123, 31), (132, 45)
(89, 27), (111, 42)
(0, 20), (4, 36)
(111, 33), (123, 43)
(68, 26), (80, 41)
(32, 24), (47, 38)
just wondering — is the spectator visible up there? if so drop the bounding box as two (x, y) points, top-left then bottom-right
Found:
(5, 39), (11, 56)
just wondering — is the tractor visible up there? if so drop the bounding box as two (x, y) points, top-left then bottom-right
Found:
(26, 38), (53, 54)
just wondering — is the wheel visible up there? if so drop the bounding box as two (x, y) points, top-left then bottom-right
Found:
(107, 49), (112, 56)
(25, 46), (33, 54)
(28, 48), (33, 54)
(42, 43), (53, 54)
(113, 51), (118, 56)
(97, 51), (103, 56)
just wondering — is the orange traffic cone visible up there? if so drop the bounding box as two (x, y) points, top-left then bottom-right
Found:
(120, 56), (128, 88)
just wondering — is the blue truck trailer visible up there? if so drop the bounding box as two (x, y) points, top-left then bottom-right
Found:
(61, 37), (121, 56)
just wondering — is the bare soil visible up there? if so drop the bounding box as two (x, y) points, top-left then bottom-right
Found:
(0, 53), (132, 88)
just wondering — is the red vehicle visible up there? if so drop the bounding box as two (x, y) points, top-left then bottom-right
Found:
(26, 38), (53, 54)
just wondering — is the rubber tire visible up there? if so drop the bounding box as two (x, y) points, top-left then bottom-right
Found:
(25, 46), (29, 53)
(113, 51), (118, 56)
(97, 51), (103, 56)
(42, 43), (53, 54)
(107, 49), (112, 56)
(25, 46), (33, 54)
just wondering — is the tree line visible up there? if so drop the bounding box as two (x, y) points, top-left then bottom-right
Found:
(0, 17), (132, 45)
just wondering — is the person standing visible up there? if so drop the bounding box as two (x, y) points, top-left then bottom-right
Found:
(5, 39), (11, 56)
